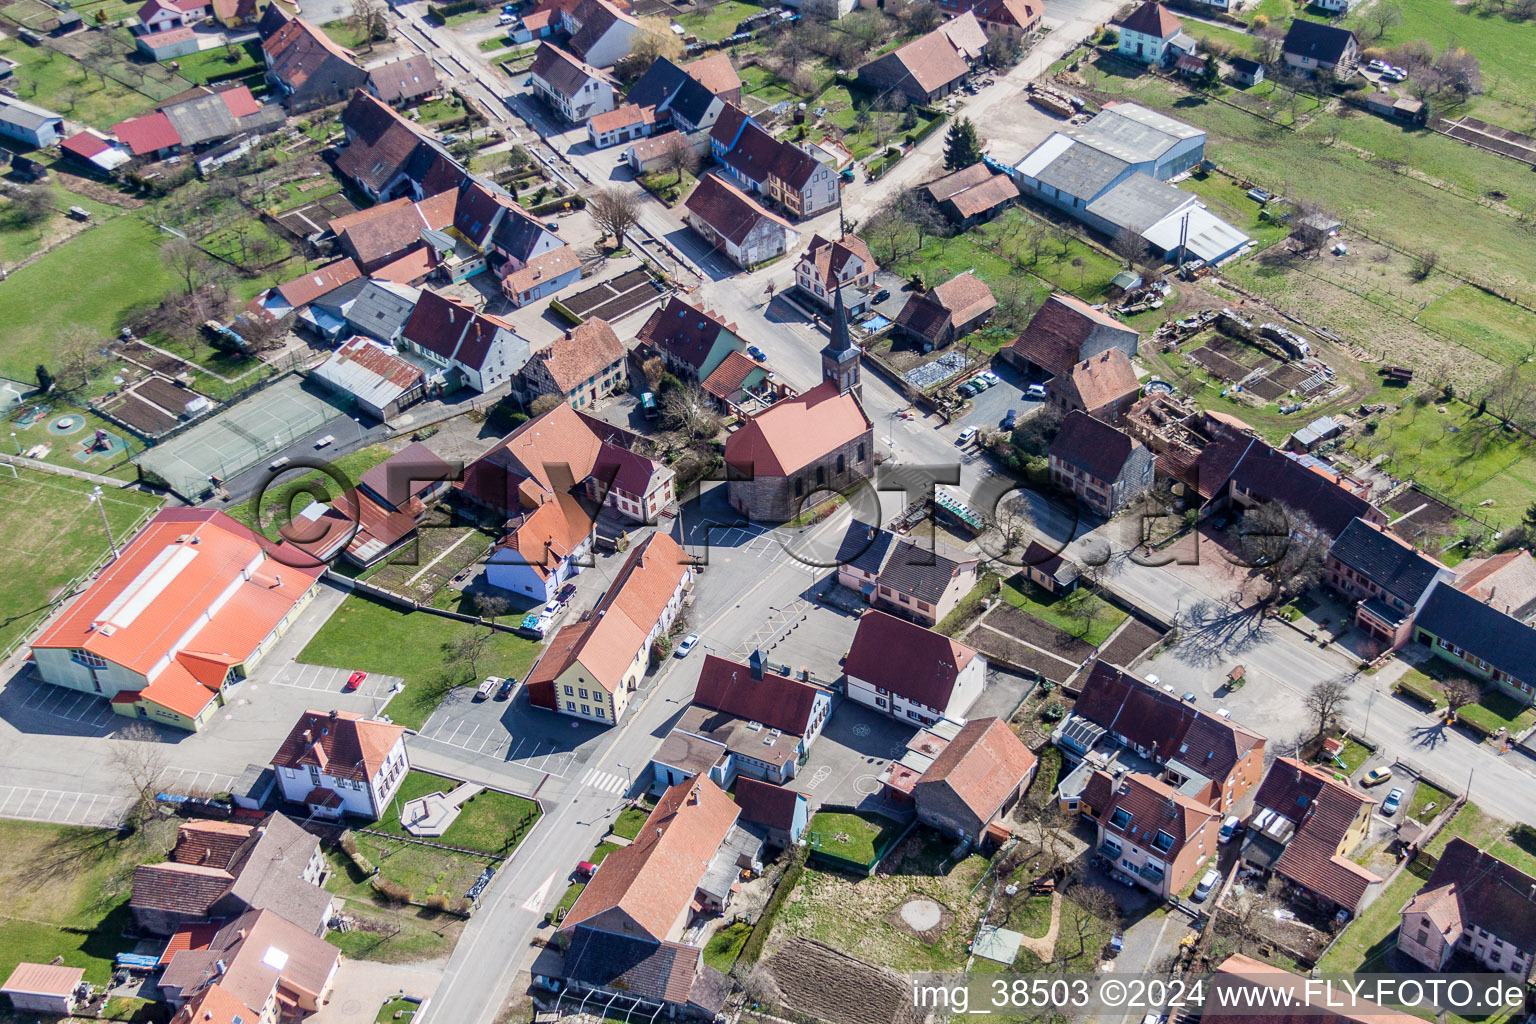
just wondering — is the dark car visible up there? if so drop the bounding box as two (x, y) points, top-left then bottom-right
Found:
(496, 676), (516, 700)
(873, 288), (890, 303)
(557, 583), (577, 603)
(1002, 408), (1018, 430)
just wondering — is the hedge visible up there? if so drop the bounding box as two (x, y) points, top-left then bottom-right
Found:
(371, 877), (413, 903)
(548, 298), (583, 326)
(739, 856), (804, 965)
(526, 193), (587, 215)
(429, 0), (476, 17)
(1396, 675), (1444, 709)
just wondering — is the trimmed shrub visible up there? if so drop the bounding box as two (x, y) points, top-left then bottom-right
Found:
(1396, 676), (1443, 710)
(349, 850), (376, 876)
(426, 893), (451, 911)
(340, 832), (359, 856)
(371, 877), (413, 904)
(740, 856), (804, 965)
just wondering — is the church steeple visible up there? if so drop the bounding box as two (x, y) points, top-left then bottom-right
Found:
(820, 285), (861, 401)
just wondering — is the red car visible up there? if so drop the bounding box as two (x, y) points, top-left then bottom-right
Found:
(345, 671), (366, 691)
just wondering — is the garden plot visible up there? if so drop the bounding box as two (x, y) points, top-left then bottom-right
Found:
(99, 374), (214, 438)
(1095, 617), (1165, 669)
(560, 268), (661, 322)
(901, 350), (971, 390)
(763, 939), (927, 1024)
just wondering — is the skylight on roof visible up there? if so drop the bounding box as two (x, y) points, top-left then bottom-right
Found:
(95, 543), (200, 630)
(261, 946), (289, 970)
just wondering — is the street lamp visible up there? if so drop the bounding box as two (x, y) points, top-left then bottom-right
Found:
(1363, 688), (1376, 742)
(616, 761), (632, 794)
(9, 432), (18, 454)
(89, 486), (119, 559)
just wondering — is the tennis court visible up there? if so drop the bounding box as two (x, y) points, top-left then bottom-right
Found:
(136, 376), (345, 498)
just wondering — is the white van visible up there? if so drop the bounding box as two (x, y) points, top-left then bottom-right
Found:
(269, 456), (291, 470)
(1192, 869), (1221, 902)
(957, 426), (978, 446)
(1219, 815), (1240, 843)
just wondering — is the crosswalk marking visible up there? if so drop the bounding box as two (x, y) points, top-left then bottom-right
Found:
(582, 769), (628, 794)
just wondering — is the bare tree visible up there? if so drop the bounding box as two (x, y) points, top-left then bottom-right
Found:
(640, 355), (666, 388)
(443, 629), (492, 683)
(111, 722), (170, 829)
(57, 327), (106, 392)
(348, 0), (389, 50)
(1110, 228), (1144, 269)
(1290, 198), (1332, 255)
(985, 492), (1034, 556)
(161, 238), (211, 295)
(589, 188), (641, 246)
(7, 185), (52, 228)
(1443, 677), (1481, 720)
(473, 594), (510, 620)
(530, 393), (565, 416)
(626, 15), (684, 67)
(1232, 501), (1331, 603)
(1253, 22), (1284, 64)
(658, 134), (700, 186)
(662, 381), (721, 441)
(899, 1), (944, 32)
(1302, 678), (1351, 739)
(1366, 0), (1402, 39)
(1061, 886), (1118, 962)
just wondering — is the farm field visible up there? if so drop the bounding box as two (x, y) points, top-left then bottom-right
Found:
(0, 469), (162, 656)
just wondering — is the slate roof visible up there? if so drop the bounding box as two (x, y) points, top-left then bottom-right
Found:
(1408, 837), (1536, 952)
(1049, 410), (1144, 483)
(336, 92), (464, 198)
(691, 654), (827, 735)
(367, 54), (437, 104)
(262, 17), (364, 97)
(723, 379), (869, 478)
(666, 75), (718, 129)
(716, 120), (781, 185)
(915, 717), (1037, 823)
(567, 0), (638, 63)
(685, 173), (792, 247)
(798, 234), (874, 290)
(526, 318), (625, 393)
(843, 609), (980, 710)
(1415, 582), (1536, 683)
(1116, 1), (1181, 38)
(561, 778), (739, 940)
(734, 777), (805, 834)
(1281, 19), (1356, 64)
(1327, 518), (1446, 606)
(834, 522), (895, 577)
(1253, 758), (1380, 909)
(562, 925), (729, 1012)
(270, 709), (405, 783)
(1008, 293), (1137, 377)
(627, 57), (689, 107)
(877, 540), (976, 605)
(1062, 348), (1140, 413)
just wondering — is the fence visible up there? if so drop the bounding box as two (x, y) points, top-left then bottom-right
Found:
(805, 805), (910, 877)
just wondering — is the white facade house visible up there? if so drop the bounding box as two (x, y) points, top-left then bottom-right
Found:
(399, 289), (532, 394)
(530, 42), (616, 124)
(271, 709), (410, 819)
(842, 609), (987, 726)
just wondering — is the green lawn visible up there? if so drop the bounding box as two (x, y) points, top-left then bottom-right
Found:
(611, 806), (649, 841)
(0, 820), (165, 987)
(376, 998), (419, 1024)
(0, 179), (124, 266)
(703, 921), (752, 972)
(0, 35), (161, 131)
(676, 0), (764, 41)
(1178, 170), (1290, 253)
(0, 468), (161, 656)
(0, 216), (179, 385)
(199, 216), (295, 269)
(173, 41), (263, 85)
(5, 402), (146, 481)
(1406, 781), (1452, 823)
(590, 841), (620, 865)
(296, 594), (541, 731)
(1348, 400), (1536, 531)
(368, 770), (540, 857)
(332, 834), (496, 905)
(324, 901), (462, 963)
(1316, 859), (1433, 973)
(1000, 575), (1127, 648)
(1322, 736), (1372, 775)
(805, 810), (902, 865)
(226, 444), (395, 534)
(1426, 803), (1536, 878)
(320, 19), (381, 50)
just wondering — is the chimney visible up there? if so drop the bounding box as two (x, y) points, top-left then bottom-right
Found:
(690, 784), (700, 804)
(749, 650), (764, 680)
(274, 574), (283, 588)
(330, 709), (339, 719)
(303, 728), (312, 744)
(238, 929), (247, 940)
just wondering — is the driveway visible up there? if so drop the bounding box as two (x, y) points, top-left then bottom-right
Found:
(311, 960), (442, 1024)
(952, 359), (1048, 434)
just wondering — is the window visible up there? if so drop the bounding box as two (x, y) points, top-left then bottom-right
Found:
(72, 649), (107, 668)
(876, 698), (886, 708)
(1151, 830), (1175, 853)
(1417, 929), (1430, 946)
(907, 710), (921, 721)
(581, 704), (590, 715)
(595, 707), (605, 719)
(564, 685), (574, 695)
(836, 454), (846, 474)
(1109, 807), (1132, 829)
(858, 443), (866, 462)
(899, 594), (910, 604)
(816, 466), (825, 486)
(579, 688), (588, 700)
(795, 478), (804, 498)
(567, 700), (576, 710)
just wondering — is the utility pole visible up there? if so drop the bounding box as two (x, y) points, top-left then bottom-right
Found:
(89, 486), (119, 559)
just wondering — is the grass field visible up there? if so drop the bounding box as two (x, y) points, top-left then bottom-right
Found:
(0, 820), (164, 987)
(6, 402), (145, 481)
(1315, 858), (1432, 973)
(1426, 802), (1536, 877)
(0, 469), (161, 655)
(703, 921), (752, 972)
(368, 770), (540, 857)
(325, 899), (464, 963)
(0, 35), (160, 131)
(610, 805), (649, 840)
(676, 0), (764, 41)
(226, 444), (395, 535)
(376, 998), (419, 1024)
(297, 594), (540, 731)
(0, 180), (125, 266)
(999, 575), (1127, 648)
(1345, 400), (1536, 531)
(0, 216), (179, 385)
(805, 810), (902, 865)
(1406, 780), (1452, 822)
(174, 41), (264, 85)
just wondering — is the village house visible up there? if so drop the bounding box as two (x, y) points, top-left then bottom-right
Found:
(913, 717), (1037, 843)
(1115, 1), (1191, 65)
(1412, 581), (1536, 702)
(1093, 771), (1219, 898)
(1199, 437), (1385, 538)
(1048, 410), (1155, 516)
(872, 539), (980, 627)
(1324, 518), (1454, 650)
(400, 289), (532, 393)
(1239, 757), (1381, 915)
(633, 296), (748, 382)
(683, 173), (799, 269)
(734, 777), (810, 847)
(843, 609), (986, 726)
(366, 53), (438, 107)
(485, 491), (595, 603)
(923, 162), (1019, 229)
(29, 509), (323, 731)
(832, 522), (897, 599)
(894, 272), (996, 349)
(1203, 955), (1425, 1024)
(270, 709), (409, 819)
(130, 813), (331, 936)
(525, 532), (693, 725)
(1020, 539), (1079, 594)
(971, 0), (1041, 40)
(794, 234), (877, 314)
(159, 908), (341, 1022)
(135, 0), (208, 33)
(1004, 293), (1140, 379)
(855, 12), (986, 103)
(449, 179), (579, 304)
(336, 92), (465, 203)
(701, 350), (783, 416)
(530, 42), (616, 123)
(326, 190), (456, 274)
(1453, 548), (1536, 622)
(1048, 348), (1142, 424)
(516, 317), (628, 411)
(561, 0), (642, 68)
(1, 964), (86, 1017)
(707, 108), (841, 219)
(262, 17), (366, 112)
(1281, 19), (1359, 74)
(586, 103), (656, 148)
(1397, 838), (1536, 981)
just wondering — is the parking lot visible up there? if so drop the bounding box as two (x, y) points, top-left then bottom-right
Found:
(413, 682), (604, 785)
(788, 699), (914, 813)
(3, 677), (120, 734)
(265, 662), (405, 704)
(0, 785), (131, 827)
(953, 360), (1047, 435)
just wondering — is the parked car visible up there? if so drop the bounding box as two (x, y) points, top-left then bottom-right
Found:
(970, 376), (991, 391)
(1219, 814), (1240, 843)
(959, 381), (981, 397)
(473, 677), (497, 701)
(1247, 187), (1274, 203)
(1192, 869), (1221, 902)
(1367, 59), (1387, 72)
(1382, 787), (1404, 815)
(314, 434), (335, 449)
(1362, 766), (1394, 787)
(1215, 707), (1232, 719)
(492, 676), (514, 700)
(1182, 691), (1197, 703)
(557, 582), (577, 603)
(1001, 409), (1018, 430)
(748, 345), (767, 361)
(1025, 383), (1047, 399)
(872, 288), (890, 303)
(675, 633), (700, 657)
(344, 671), (366, 691)
(981, 371), (1000, 385)
(269, 456), (291, 470)
(957, 426), (978, 446)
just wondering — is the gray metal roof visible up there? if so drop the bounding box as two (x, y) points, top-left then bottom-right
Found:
(344, 280), (420, 341)
(1071, 101), (1203, 163)
(0, 94), (63, 132)
(1085, 172), (1195, 233)
(1033, 140), (1129, 203)
(698, 824), (763, 903)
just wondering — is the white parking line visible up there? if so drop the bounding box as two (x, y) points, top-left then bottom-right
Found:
(506, 738), (526, 762)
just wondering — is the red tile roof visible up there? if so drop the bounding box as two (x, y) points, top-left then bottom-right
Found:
(701, 350), (763, 401)
(1408, 837), (1536, 952)
(1204, 954), (1424, 1024)
(401, 288), (518, 372)
(561, 778), (739, 940)
(1253, 758), (1380, 909)
(1008, 293), (1136, 378)
(529, 319), (625, 394)
(270, 709), (405, 782)
(589, 103), (655, 134)
(1062, 348), (1139, 412)
(114, 112), (181, 155)
(682, 52), (739, 96)
(798, 233), (874, 290)
(131, 861), (234, 916)
(1117, 1), (1181, 37)
(916, 717), (1036, 823)
(275, 257), (363, 308)
(723, 379), (870, 477)
(172, 984), (258, 1024)
(734, 777), (805, 833)
(843, 609), (979, 709)
(1099, 772), (1218, 859)
(692, 654), (828, 735)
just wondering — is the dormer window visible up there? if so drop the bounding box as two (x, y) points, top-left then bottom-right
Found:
(1109, 807), (1132, 830)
